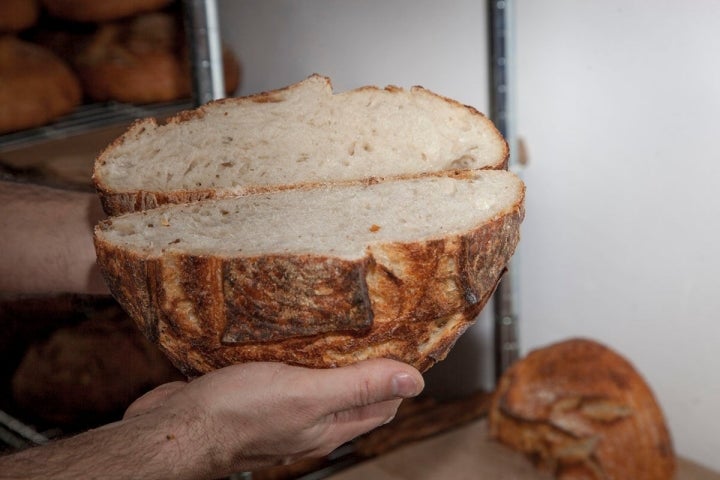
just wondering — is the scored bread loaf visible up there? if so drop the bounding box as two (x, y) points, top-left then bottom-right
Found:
(0, 36), (82, 134)
(94, 171), (524, 376)
(93, 74), (508, 216)
(488, 338), (675, 480)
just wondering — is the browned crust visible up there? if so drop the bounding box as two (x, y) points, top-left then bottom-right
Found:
(488, 338), (676, 480)
(40, 0), (174, 22)
(0, 0), (39, 32)
(93, 74), (508, 216)
(94, 195), (523, 376)
(41, 12), (241, 104)
(0, 36), (81, 134)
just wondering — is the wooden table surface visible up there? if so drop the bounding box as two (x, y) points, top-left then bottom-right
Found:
(330, 419), (718, 480)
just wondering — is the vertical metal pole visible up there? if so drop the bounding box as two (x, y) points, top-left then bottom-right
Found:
(183, 0), (226, 106)
(488, 0), (519, 381)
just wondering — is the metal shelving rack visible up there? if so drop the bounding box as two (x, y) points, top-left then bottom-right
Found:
(488, 0), (520, 381)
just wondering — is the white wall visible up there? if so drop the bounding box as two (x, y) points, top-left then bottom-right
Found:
(218, 0), (720, 470)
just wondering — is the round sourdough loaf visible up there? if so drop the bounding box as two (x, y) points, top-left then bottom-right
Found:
(0, 37), (81, 133)
(489, 338), (675, 480)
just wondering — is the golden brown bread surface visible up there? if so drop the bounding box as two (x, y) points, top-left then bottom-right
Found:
(489, 338), (675, 480)
(0, 36), (82, 134)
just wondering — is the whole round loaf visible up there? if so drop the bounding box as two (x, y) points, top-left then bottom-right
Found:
(12, 306), (182, 425)
(0, 0), (39, 32)
(71, 12), (240, 104)
(0, 36), (82, 134)
(489, 338), (675, 480)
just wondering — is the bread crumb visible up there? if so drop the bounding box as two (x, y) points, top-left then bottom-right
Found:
(369, 224), (381, 233)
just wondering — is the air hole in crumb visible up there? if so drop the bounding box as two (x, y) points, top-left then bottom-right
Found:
(184, 160), (198, 175)
(221, 162), (234, 167)
(169, 238), (181, 244)
(363, 143), (373, 152)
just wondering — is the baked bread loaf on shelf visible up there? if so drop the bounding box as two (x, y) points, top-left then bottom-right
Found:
(94, 171), (524, 376)
(11, 305), (182, 425)
(34, 12), (241, 105)
(93, 74), (508, 216)
(0, 36), (82, 134)
(0, 0), (39, 32)
(40, 0), (174, 23)
(489, 338), (675, 480)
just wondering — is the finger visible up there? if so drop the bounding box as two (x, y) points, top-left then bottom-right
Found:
(123, 381), (187, 419)
(301, 359), (424, 415)
(310, 398), (403, 457)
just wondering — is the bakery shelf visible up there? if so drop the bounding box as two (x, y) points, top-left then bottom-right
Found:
(0, 100), (192, 153)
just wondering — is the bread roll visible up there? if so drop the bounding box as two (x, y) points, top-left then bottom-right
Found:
(0, 36), (81, 134)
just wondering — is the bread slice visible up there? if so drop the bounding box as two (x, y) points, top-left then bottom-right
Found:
(93, 74), (508, 216)
(488, 338), (676, 480)
(94, 171), (524, 376)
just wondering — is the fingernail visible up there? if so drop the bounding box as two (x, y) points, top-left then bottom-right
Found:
(392, 372), (421, 398)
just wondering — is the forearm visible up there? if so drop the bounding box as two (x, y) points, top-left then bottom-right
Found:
(0, 180), (109, 295)
(0, 410), (216, 480)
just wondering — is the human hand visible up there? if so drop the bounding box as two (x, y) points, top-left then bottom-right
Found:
(124, 359), (424, 478)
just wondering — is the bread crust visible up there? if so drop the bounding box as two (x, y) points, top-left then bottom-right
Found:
(94, 195), (524, 376)
(0, 0), (39, 32)
(488, 338), (675, 479)
(93, 74), (509, 216)
(40, 0), (174, 22)
(0, 37), (81, 134)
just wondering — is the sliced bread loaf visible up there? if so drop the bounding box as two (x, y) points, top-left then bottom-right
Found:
(93, 74), (508, 216)
(94, 171), (524, 376)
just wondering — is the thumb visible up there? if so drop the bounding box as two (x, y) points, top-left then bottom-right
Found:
(307, 359), (424, 415)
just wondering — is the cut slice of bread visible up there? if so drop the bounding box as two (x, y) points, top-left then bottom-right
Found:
(93, 74), (508, 216)
(94, 171), (524, 376)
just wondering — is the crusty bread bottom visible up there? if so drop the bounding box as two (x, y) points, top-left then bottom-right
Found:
(95, 172), (524, 375)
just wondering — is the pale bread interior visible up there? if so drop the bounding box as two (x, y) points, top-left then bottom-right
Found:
(96, 75), (507, 192)
(99, 171), (522, 259)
